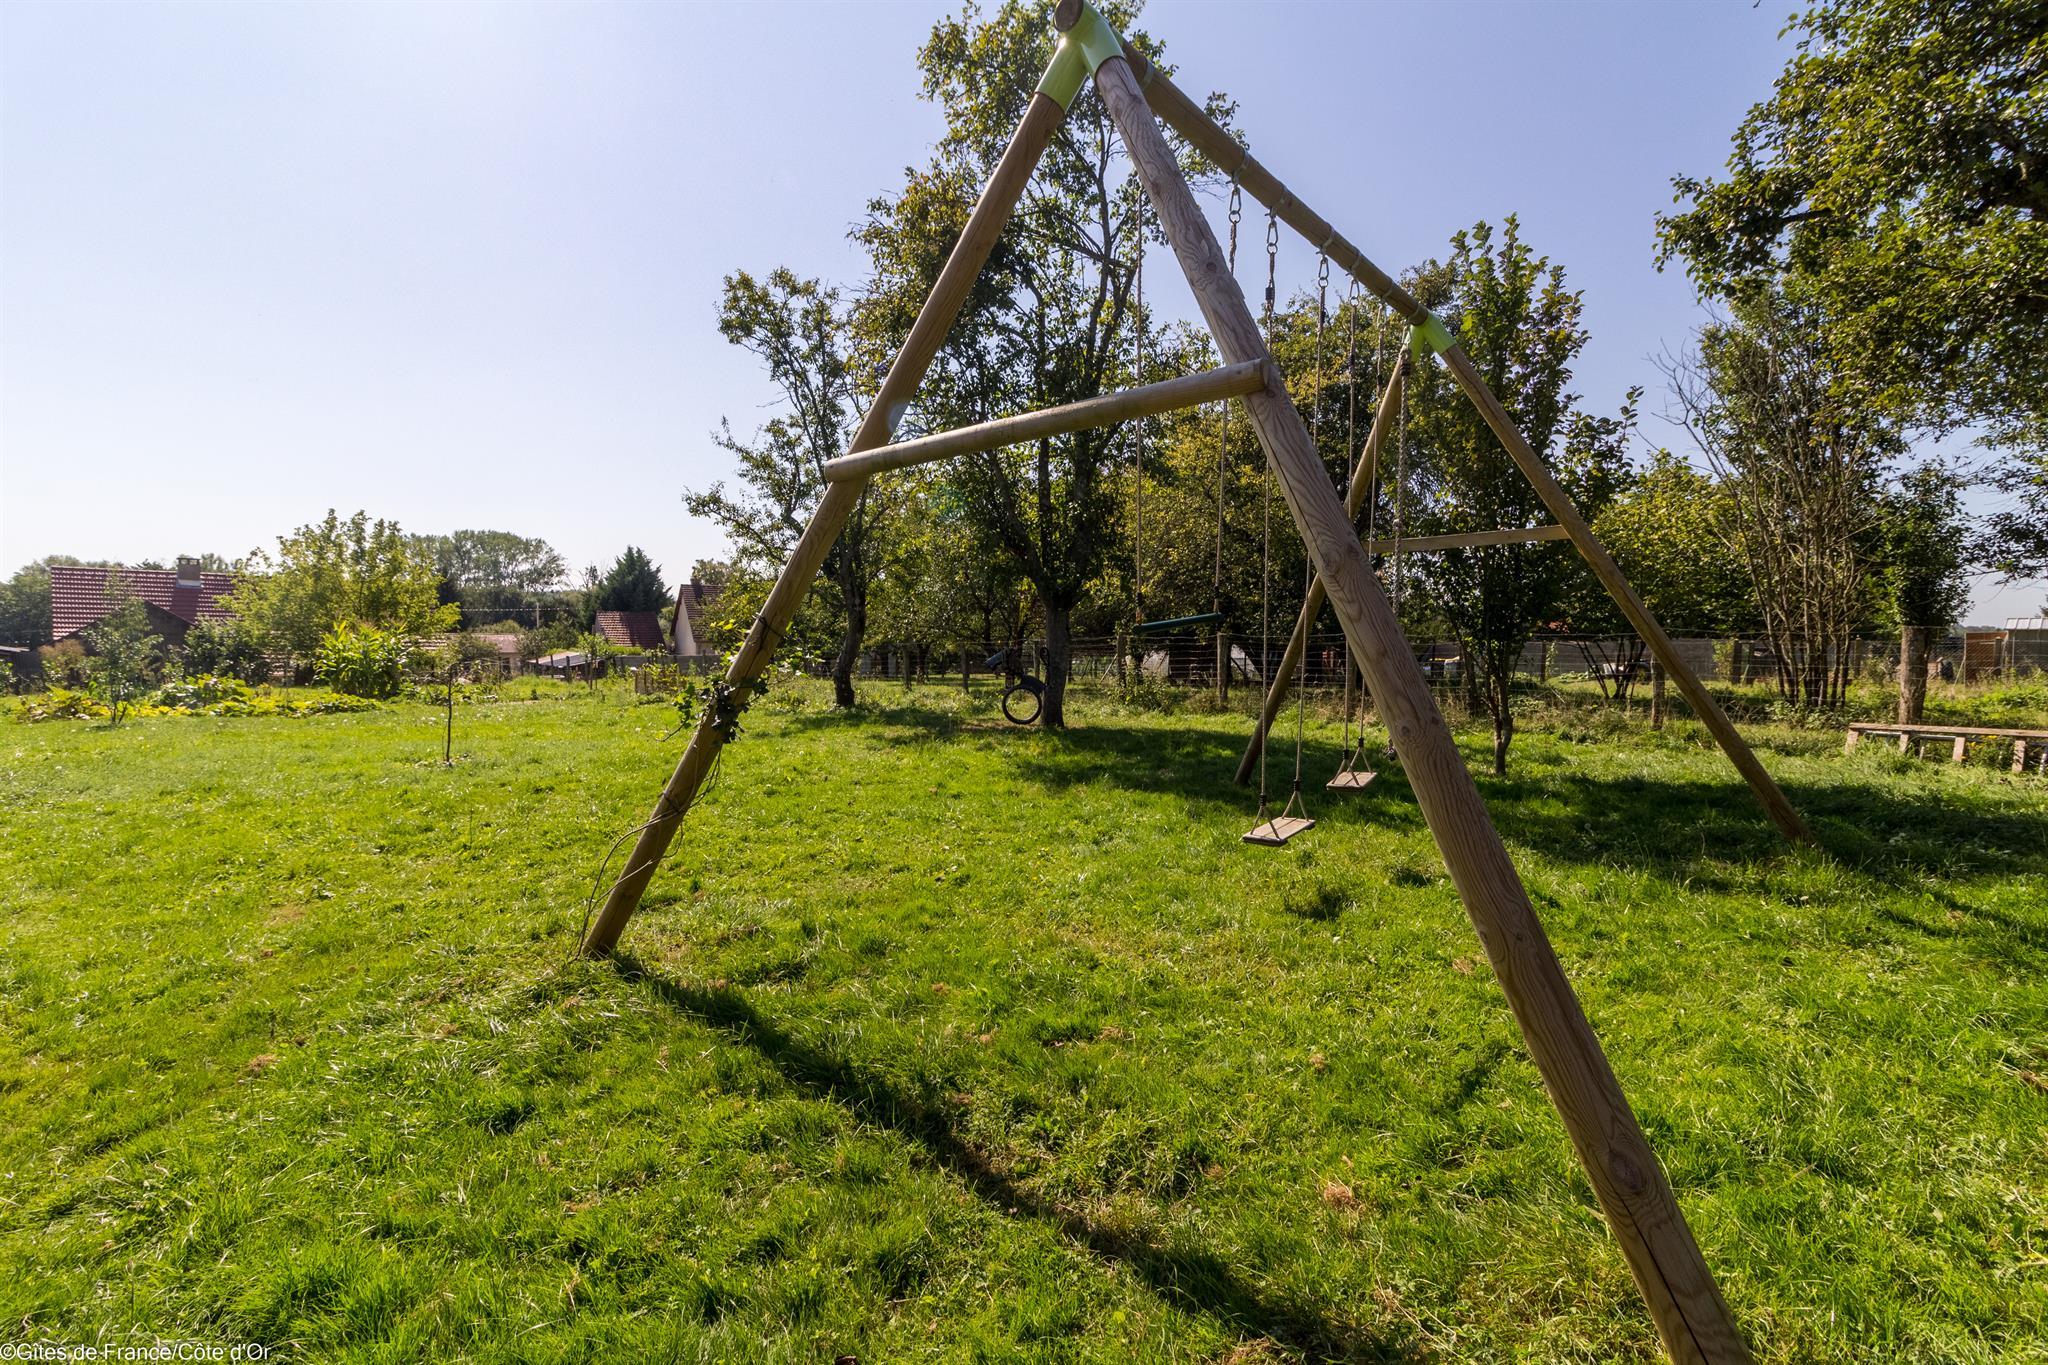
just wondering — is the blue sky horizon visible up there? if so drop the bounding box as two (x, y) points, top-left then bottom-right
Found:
(3, 0), (2040, 624)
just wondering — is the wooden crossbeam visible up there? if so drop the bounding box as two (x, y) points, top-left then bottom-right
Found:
(821, 360), (1264, 482)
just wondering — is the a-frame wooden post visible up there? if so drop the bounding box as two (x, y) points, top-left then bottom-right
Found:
(579, 87), (1072, 955)
(1080, 8), (1751, 1360)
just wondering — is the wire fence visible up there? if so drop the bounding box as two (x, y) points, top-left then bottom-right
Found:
(794, 630), (2047, 692)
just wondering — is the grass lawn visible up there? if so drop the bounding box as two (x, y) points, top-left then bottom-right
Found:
(2, 678), (2043, 1362)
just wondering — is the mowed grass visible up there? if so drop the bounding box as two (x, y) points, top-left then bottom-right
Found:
(1, 678), (2043, 1363)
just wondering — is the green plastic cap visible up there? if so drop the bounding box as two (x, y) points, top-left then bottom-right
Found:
(1036, 2), (1124, 110)
(1408, 312), (1455, 363)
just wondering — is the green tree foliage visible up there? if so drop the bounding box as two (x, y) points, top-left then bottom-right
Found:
(1593, 452), (1754, 636)
(1400, 218), (1631, 773)
(180, 618), (272, 684)
(685, 269), (877, 707)
(228, 511), (456, 661)
(594, 547), (668, 614)
(1663, 290), (1899, 708)
(853, 0), (1179, 726)
(312, 623), (412, 700)
(82, 581), (163, 726)
(0, 561), (59, 645)
(1656, 0), (2047, 571)
(1878, 460), (1972, 721)
(410, 530), (566, 616)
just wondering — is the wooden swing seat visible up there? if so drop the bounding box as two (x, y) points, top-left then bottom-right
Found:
(1326, 769), (1376, 790)
(1241, 814), (1314, 846)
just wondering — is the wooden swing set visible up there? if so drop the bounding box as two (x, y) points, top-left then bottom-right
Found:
(585, 8), (1808, 1358)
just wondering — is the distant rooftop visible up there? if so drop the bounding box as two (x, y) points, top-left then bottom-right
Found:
(50, 562), (237, 639)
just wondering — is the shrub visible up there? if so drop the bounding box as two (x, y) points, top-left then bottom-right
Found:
(182, 618), (272, 683)
(15, 687), (108, 722)
(313, 624), (412, 699)
(153, 674), (253, 710)
(37, 640), (88, 689)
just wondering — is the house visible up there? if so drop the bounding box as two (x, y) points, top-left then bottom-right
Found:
(594, 610), (666, 653)
(49, 558), (237, 649)
(415, 632), (525, 677)
(672, 581), (724, 658)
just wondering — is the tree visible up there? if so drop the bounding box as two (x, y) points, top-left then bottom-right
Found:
(411, 530), (566, 617)
(1656, 0), (2047, 575)
(0, 561), (59, 645)
(1661, 291), (1897, 708)
(83, 580), (163, 726)
(594, 547), (668, 614)
(227, 511), (456, 662)
(685, 270), (876, 707)
(181, 617), (271, 683)
(853, 0), (1182, 727)
(1879, 461), (1972, 722)
(1591, 451), (1755, 723)
(1400, 218), (1630, 774)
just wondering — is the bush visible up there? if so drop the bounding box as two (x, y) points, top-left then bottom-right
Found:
(15, 687), (108, 722)
(153, 674), (253, 710)
(182, 618), (271, 683)
(10, 677), (377, 723)
(313, 624), (411, 699)
(37, 640), (88, 689)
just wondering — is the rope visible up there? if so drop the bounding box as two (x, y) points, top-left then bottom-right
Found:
(1132, 194), (1145, 625)
(1342, 281), (1368, 767)
(1291, 254), (1326, 797)
(1388, 311), (1410, 761)
(1212, 180), (1242, 620)
(1254, 205), (1279, 821)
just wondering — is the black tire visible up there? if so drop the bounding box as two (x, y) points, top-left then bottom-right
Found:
(1001, 677), (1044, 726)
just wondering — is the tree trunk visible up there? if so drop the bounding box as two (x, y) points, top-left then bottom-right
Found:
(1899, 625), (1930, 724)
(1041, 605), (1073, 728)
(1650, 659), (1666, 729)
(1491, 690), (1513, 776)
(831, 587), (866, 709)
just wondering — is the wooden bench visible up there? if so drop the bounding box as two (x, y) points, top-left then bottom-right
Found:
(1845, 722), (2048, 774)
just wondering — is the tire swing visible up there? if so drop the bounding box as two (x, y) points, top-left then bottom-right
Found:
(1243, 209), (1314, 846)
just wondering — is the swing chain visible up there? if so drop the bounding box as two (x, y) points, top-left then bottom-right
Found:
(1262, 210), (1279, 322)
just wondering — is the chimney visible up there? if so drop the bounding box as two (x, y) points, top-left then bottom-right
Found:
(176, 556), (202, 588)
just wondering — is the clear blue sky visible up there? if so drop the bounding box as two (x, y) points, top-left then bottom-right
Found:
(2, 0), (2038, 623)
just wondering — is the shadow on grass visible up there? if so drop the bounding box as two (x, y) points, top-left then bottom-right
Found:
(611, 953), (1422, 1364)
(782, 698), (1430, 829)
(774, 695), (2047, 959)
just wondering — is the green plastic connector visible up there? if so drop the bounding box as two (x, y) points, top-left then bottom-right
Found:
(1035, 2), (1124, 111)
(1408, 311), (1456, 363)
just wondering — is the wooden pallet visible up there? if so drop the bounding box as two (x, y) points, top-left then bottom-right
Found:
(1242, 815), (1314, 846)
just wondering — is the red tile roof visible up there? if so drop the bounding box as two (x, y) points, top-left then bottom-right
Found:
(49, 564), (239, 639)
(595, 610), (666, 650)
